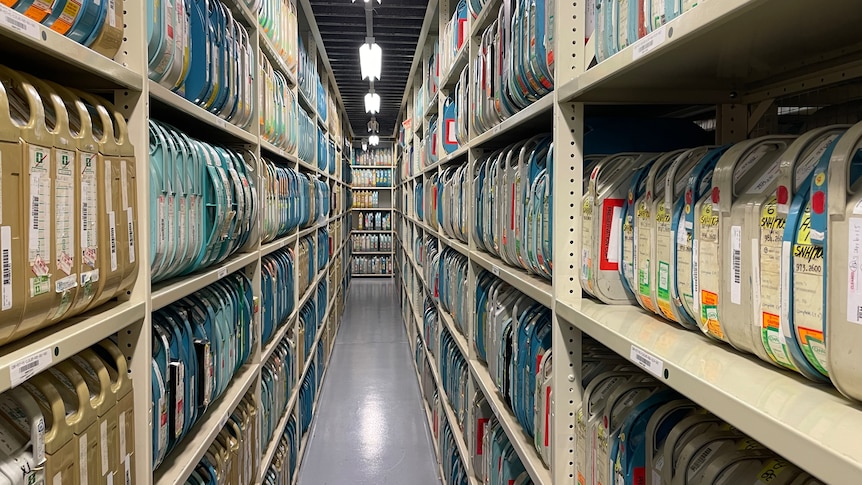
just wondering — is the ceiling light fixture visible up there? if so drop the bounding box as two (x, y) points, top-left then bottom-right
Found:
(359, 41), (382, 81)
(352, 0), (380, 3)
(369, 135), (379, 146)
(364, 93), (381, 114)
(362, 141), (368, 151)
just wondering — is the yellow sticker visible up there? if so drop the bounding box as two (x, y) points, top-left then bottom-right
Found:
(814, 172), (826, 186)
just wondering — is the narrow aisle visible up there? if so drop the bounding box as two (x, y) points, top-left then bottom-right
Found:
(297, 279), (441, 485)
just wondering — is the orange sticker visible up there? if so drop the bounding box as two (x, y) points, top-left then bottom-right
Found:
(640, 296), (657, 314)
(763, 312), (780, 330)
(658, 301), (676, 322)
(701, 290), (718, 306)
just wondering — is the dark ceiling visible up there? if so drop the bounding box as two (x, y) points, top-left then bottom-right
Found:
(309, 0), (427, 137)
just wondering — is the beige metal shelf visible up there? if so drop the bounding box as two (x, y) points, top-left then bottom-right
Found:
(261, 139), (299, 163)
(557, 0), (862, 104)
(470, 95), (553, 148)
(148, 81), (258, 144)
(469, 250), (553, 309)
(556, 299), (862, 485)
(441, 42), (469, 89)
(151, 252), (259, 311)
(0, 300), (144, 394)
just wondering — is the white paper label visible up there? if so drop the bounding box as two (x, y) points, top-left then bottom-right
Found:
(121, 160), (129, 210)
(780, 241), (792, 338)
(607, 206), (622, 263)
(218, 267), (228, 279)
(53, 473), (61, 485)
(127, 208), (135, 264)
(79, 434), (88, 485)
(124, 454), (131, 485)
(1, 10), (40, 39)
(492, 265), (500, 276)
(848, 219), (862, 324)
(633, 26), (665, 60)
(751, 238), (762, 329)
(9, 349), (52, 388)
(100, 419), (109, 475)
(1, 226), (11, 311)
(108, 211), (118, 272)
(731, 226), (742, 304)
(119, 411), (126, 458)
(630, 345), (664, 378)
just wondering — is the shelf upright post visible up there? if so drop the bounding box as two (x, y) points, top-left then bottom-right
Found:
(717, 103), (751, 144)
(110, 0), (153, 480)
(552, 0), (587, 481)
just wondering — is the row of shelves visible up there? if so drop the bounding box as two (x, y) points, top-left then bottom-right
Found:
(396, 199), (862, 483)
(396, 233), (552, 484)
(154, 233), (350, 484)
(401, 272), (477, 485)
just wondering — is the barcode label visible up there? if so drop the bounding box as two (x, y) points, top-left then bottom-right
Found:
(109, 212), (117, 271)
(630, 345), (664, 378)
(731, 226), (742, 304)
(633, 26), (666, 60)
(1, 10), (40, 39)
(31, 196), (39, 230)
(1, 227), (11, 311)
(9, 349), (52, 388)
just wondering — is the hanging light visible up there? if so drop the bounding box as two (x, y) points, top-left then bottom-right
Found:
(359, 42), (382, 81)
(362, 141), (368, 151)
(352, 0), (381, 3)
(364, 93), (381, 114)
(369, 134), (379, 146)
(367, 118), (379, 133)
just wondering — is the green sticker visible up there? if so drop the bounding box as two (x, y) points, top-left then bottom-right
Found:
(657, 262), (670, 300)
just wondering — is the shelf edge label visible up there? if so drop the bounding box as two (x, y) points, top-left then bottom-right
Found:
(630, 345), (664, 378)
(9, 349), (53, 388)
(633, 26), (666, 60)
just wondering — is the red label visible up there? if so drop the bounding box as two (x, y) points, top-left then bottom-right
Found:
(432, 134), (437, 156)
(544, 385), (551, 447)
(457, 19), (467, 49)
(446, 119), (458, 145)
(599, 198), (624, 271)
(634, 467), (646, 485)
(599, 199), (625, 271)
(476, 418), (488, 455)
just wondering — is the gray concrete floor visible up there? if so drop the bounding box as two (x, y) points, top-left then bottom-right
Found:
(296, 279), (441, 485)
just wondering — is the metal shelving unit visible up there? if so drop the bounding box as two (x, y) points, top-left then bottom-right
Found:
(350, 146), (396, 278)
(0, 0), (354, 483)
(392, 0), (862, 484)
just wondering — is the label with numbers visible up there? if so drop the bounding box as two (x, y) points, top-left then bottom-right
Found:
(492, 265), (500, 276)
(9, 349), (52, 388)
(630, 345), (664, 378)
(633, 26), (665, 60)
(1, 10), (40, 39)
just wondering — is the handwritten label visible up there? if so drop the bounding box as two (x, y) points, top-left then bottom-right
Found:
(630, 345), (664, 378)
(492, 265), (500, 276)
(217, 267), (228, 279)
(9, 349), (52, 388)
